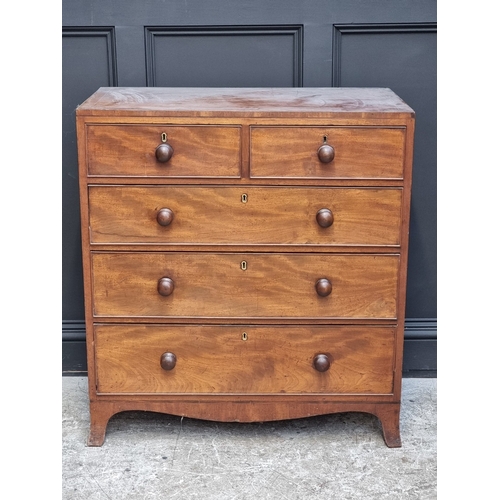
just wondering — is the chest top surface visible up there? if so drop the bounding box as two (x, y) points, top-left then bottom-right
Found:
(76, 87), (415, 118)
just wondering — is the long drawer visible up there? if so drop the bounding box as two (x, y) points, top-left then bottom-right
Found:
(91, 252), (399, 319)
(89, 186), (402, 246)
(94, 324), (396, 395)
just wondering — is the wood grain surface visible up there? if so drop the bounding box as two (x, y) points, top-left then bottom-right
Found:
(86, 124), (241, 177)
(94, 324), (395, 395)
(88, 186), (402, 246)
(250, 126), (405, 179)
(76, 87), (415, 118)
(91, 252), (399, 319)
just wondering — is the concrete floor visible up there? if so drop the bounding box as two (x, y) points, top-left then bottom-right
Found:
(62, 377), (436, 499)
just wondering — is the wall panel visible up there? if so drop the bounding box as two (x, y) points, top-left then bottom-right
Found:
(145, 26), (303, 87)
(333, 23), (437, 317)
(62, 28), (117, 319)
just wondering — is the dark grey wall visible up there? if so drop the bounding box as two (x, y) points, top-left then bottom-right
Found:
(62, 0), (437, 375)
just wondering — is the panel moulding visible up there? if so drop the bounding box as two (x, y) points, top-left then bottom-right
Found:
(144, 25), (303, 87)
(332, 23), (437, 87)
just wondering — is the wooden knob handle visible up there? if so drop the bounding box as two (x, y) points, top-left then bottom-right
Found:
(317, 144), (335, 163)
(157, 208), (174, 226)
(160, 352), (177, 370)
(316, 208), (333, 228)
(157, 277), (174, 296)
(155, 143), (174, 163)
(313, 354), (331, 372)
(315, 278), (332, 297)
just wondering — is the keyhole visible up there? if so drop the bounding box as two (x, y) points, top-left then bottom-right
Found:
(241, 193), (248, 203)
(161, 132), (167, 143)
(323, 135), (328, 143)
(241, 332), (248, 341)
(240, 260), (247, 271)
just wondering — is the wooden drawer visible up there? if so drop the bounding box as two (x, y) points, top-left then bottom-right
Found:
(91, 252), (399, 319)
(95, 324), (395, 395)
(86, 124), (241, 177)
(250, 126), (405, 179)
(89, 186), (402, 246)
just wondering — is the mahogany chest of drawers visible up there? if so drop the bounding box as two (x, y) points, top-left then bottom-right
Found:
(76, 87), (414, 447)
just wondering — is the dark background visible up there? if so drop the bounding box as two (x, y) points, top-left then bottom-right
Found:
(62, 0), (437, 376)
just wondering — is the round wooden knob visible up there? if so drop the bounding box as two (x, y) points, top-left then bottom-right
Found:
(315, 278), (332, 297)
(157, 208), (174, 226)
(157, 277), (174, 296)
(317, 144), (335, 163)
(155, 143), (174, 163)
(316, 208), (333, 228)
(160, 352), (177, 370)
(313, 354), (331, 372)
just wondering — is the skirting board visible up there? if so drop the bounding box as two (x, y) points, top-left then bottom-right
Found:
(62, 319), (437, 377)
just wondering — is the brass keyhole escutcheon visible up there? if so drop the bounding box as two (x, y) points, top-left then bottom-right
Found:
(161, 132), (168, 143)
(241, 332), (248, 341)
(241, 193), (248, 203)
(240, 260), (247, 271)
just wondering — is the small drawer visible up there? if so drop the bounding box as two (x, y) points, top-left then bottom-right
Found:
(91, 252), (399, 319)
(89, 186), (402, 246)
(86, 124), (241, 177)
(250, 126), (405, 179)
(95, 324), (395, 395)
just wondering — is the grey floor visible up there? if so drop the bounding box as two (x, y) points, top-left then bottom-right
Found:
(62, 377), (436, 500)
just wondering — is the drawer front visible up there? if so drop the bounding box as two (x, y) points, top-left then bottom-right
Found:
(250, 126), (405, 179)
(86, 125), (241, 177)
(89, 186), (402, 246)
(92, 253), (399, 319)
(95, 324), (395, 395)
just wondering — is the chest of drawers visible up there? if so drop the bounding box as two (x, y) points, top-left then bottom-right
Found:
(76, 87), (414, 447)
